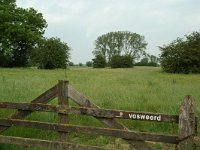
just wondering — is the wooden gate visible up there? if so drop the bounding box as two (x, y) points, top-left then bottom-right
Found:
(0, 80), (199, 150)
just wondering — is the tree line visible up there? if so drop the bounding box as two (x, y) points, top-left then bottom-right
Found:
(1, 0), (199, 73)
(91, 30), (200, 73)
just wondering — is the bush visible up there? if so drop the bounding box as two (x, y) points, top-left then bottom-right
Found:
(69, 62), (74, 66)
(160, 31), (200, 74)
(31, 37), (70, 69)
(110, 55), (133, 68)
(79, 63), (83, 67)
(92, 54), (106, 68)
(86, 61), (93, 67)
(134, 62), (158, 67)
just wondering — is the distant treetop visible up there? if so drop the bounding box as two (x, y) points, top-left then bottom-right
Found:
(92, 31), (147, 68)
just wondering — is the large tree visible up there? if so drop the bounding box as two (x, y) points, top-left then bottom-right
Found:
(93, 31), (147, 63)
(159, 31), (200, 73)
(0, 0), (47, 67)
(31, 37), (70, 69)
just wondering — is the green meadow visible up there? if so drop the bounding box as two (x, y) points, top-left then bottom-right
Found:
(0, 67), (200, 149)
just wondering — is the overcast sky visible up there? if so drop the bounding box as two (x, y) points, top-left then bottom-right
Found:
(16, 0), (200, 64)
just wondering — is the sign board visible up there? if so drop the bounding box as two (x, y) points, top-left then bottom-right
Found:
(115, 112), (162, 122)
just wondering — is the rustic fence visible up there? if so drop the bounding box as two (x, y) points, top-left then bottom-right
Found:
(0, 80), (199, 150)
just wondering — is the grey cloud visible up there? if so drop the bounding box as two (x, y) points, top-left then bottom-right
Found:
(16, 0), (200, 63)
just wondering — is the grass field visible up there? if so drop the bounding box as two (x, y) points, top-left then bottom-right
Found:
(0, 67), (200, 149)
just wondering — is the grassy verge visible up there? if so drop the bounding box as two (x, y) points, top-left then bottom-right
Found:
(0, 67), (200, 149)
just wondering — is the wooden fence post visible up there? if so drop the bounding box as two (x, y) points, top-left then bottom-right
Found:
(178, 95), (196, 150)
(58, 80), (69, 142)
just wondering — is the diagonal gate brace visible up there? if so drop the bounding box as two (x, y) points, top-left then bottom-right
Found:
(68, 85), (154, 150)
(0, 84), (58, 133)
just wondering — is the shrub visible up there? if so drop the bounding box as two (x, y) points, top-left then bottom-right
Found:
(69, 62), (74, 66)
(92, 54), (106, 68)
(110, 55), (133, 68)
(160, 31), (200, 73)
(86, 61), (93, 67)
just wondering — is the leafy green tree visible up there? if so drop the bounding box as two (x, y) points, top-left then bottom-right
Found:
(0, 0), (15, 5)
(86, 61), (93, 67)
(159, 31), (200, 73)
(93, 31), (147, 63)
(31, 37), (70, 69)
(0, 0), (47, 67)
(92, 54), (106, 68)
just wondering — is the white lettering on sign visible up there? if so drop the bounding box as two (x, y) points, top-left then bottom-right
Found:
(129, 114), (161, 121)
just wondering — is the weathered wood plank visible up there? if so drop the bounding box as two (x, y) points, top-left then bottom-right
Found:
(68, 85), (128, 129)
(0, 102), (179, 123)
(0, 118), (178, 144)
(68, 85), (97, 108)
(178, 95), (196, 150)
(193, 136), (200, 146)
(0, 102), (57, 112)
(31, 84), (58, 103)
(0, 85), (58, 133)
(58, 80), (69, 142)
(68, 85), (154, 150)
(70, 107), (178, 123)
(12, 84), (58, 118)
(0, 135), (110, 150)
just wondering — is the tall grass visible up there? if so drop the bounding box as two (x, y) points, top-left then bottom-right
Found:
(0, 67), (200, 149)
